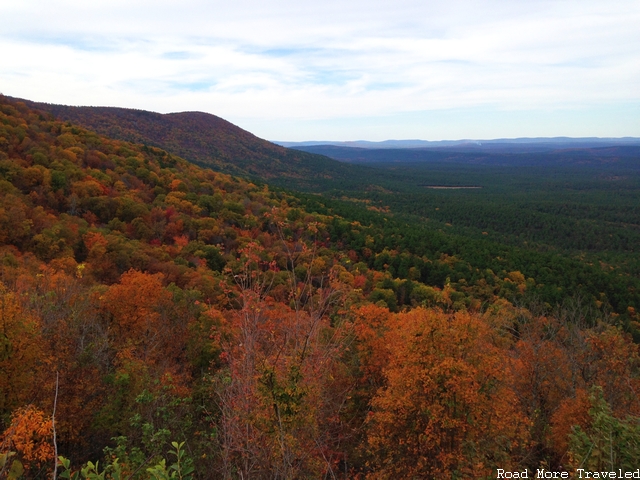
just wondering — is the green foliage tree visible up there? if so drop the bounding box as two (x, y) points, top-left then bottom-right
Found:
(567, 386), (640, 472)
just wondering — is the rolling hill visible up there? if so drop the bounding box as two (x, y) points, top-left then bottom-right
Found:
(12, 96), (364, 190)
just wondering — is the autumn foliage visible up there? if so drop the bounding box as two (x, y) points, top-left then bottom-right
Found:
(355, 308), (524, 478)
(1, 95), (640, 478)
(1, 405), (53, 471)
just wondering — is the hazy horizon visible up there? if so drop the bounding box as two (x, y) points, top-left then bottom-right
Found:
(275, 136), (640, 145)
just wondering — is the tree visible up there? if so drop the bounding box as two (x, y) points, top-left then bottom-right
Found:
(0, 284), (44, 421)
(365, 308), (529, 479)
(0, 405), (53, 475)
(214, 229), (350, 478)
(567, 387), (640, 472)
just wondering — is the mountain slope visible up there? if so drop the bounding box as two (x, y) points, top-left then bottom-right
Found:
(12, 97), (360, 189)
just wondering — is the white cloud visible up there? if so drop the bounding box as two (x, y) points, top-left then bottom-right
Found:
(0, 0), (638, 139)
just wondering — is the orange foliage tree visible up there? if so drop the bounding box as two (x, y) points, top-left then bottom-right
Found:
(365, 308), (530, 479)
(103, 269), (174, 366)
(0, 405), (53, 473)
(100, 269), (192, 441)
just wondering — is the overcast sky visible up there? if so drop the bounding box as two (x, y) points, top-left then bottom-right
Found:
(1, 0), (639, 141)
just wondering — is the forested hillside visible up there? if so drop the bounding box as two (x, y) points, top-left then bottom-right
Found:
(14, 97), (364, 190)
(1, 95), (640, 479)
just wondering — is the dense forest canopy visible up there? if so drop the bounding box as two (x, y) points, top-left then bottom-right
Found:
(1, 95), (639, 479)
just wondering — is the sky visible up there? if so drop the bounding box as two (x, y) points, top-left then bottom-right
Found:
(1, 0), (639, 141)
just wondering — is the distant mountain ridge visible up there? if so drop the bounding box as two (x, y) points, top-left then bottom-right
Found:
(290, 144), (640, 167)
(10, 96), (360, 189)
(277, 137), (640, 152)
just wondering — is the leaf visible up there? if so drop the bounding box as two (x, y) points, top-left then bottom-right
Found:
(8, 459), (24, 480)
